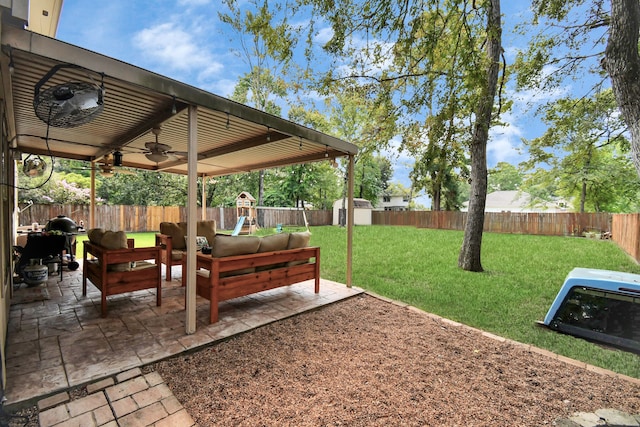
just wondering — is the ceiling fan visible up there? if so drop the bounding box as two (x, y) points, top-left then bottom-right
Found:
(71, 155), (134, 177)
(33, 64), (104, 128)
(144, 127), (187, 163)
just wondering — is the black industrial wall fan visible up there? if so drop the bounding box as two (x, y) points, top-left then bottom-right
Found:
(33, 64), (105, 128)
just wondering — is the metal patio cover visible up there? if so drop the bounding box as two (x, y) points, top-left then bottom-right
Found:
(2, 25), (357, 175)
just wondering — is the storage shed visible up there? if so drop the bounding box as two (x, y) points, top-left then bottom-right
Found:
(333, 198), (373, 226)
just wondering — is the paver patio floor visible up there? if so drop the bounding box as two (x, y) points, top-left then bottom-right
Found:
(6, 266), (361, 408)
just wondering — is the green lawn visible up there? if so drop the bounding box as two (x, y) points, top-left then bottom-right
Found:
(76, 225), (640, 378)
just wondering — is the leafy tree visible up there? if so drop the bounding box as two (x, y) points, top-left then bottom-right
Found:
(521, 90), (635, 212)
(488, 162), (522, 192)
(411, 141), (469, 211)
(515, 0), (640, 178)
(18, 158), (100, 205)
(205, 173), (261, 208)
(97, 171), (187, 206)
(376, 156), (394, 191)
(456, 0), (503, 271)
(353, 155), (384, 204)
(286, 104), (345, 208)
(277, 0), (505, 271)
(221, 0), (295, 222)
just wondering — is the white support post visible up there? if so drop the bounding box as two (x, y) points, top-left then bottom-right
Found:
(201, 176), (207, 220)
(185, 105), (198, 334)
(90, 164), (96, 228)
(347, 154), (355, 288)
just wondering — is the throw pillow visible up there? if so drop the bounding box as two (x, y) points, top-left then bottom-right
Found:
(185, 235), (209, 251)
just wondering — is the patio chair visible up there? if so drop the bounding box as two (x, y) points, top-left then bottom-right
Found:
(82, 229), (162, 316)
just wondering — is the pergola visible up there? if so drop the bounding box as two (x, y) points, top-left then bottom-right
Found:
(1, 24), (358, 333)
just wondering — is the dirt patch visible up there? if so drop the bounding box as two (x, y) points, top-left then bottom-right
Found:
(154, 294), (640, 426)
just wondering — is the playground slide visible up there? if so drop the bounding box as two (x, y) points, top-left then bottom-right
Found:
(231, 216), (245, 236)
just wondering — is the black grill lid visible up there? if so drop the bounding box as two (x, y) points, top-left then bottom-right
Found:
(45, 215), (78, 233)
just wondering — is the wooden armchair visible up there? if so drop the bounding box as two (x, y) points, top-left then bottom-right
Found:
(155, 232), (182, 280)
(83, 238), (162, 316)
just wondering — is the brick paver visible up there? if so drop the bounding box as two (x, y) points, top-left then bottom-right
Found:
(39, 404), (70, 426)
(106, 376), (149, 402)
(111, 396), (138, 418)
(67, 392), (108, 417)
(155, 409), (196, 427)
(118, 401), (168, 427)
(37, 391), (70, 411)
(38, 371), (195, 427)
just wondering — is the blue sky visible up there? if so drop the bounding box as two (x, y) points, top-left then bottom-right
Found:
(55, 1), (584, 206)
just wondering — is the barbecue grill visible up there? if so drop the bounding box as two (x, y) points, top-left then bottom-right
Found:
(45, 215), (79, 234)
(44, 215), (80, 271)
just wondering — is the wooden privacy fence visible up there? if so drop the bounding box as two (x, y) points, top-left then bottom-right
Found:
(611, 214), (640, 262)
(19, 204), (640, 262)
(23, 205), (614, 237)
(18, 204), (331, 232)
(372, 211), (613, 236)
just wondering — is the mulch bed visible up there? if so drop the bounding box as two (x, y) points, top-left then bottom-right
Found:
(153, 294), (640, 426)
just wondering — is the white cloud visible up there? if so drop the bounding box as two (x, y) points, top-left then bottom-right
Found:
(487, 112), (525, 166)
(178, 0), (211, 6)
(132, 22), (223, 74)
(314, 26), (334, 45)
(203, 78), (237, 97)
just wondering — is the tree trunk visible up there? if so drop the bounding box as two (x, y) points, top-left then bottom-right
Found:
(580, 180), (587, 213)
(432, 187), (441, 211)
(431, 169), (441, 211)
(458, 0), (502, 272)
(605, 0), (640, 176)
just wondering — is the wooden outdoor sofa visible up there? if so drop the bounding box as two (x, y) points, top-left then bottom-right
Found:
(83, 229), (162, 316)
(181, 231), (320, 323)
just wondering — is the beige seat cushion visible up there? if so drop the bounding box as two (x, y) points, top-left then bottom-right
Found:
(130, 261), (157, 271)
(171, 249), (185, 261)
(100, 230), (128, 249)
(256, 233), (290, 271)
(258, 233), (290, 252)
(212, 235), (261, 258)
(287, 231), (312, 266)
(100, 230), (130, 272)
(196, 220), (217, 247)
(211, 235), (261, 277)
(160, 222), (186, 250)
(87, 228), (105, 245)
(288, 231), (311, 249)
